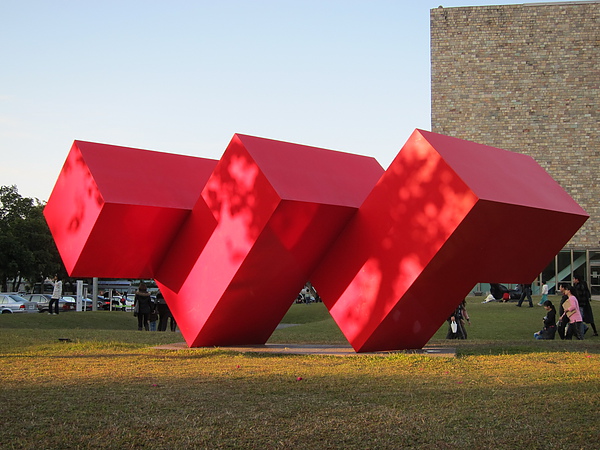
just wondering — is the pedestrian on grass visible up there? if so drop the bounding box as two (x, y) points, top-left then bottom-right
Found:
(573, 274), (598, 337)
(460, 299), (471, 338)
(149, 303), (158, 331)
(48, 275), (62, 315)
(133, 282), (153, 331)
(557, 283), (569, 340)
(156, 291), (170, 332)
(446, 301), (468, 339)
(516, 282), (533, 307)
(561, 285), (584, 340)
(168, 311), (177, 332)
(534, 300), (556, 340)
(538, 281), (549, 306)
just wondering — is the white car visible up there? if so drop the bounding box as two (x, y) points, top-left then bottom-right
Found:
(0, 293), (39, 314)
(124, 295), (136, 311)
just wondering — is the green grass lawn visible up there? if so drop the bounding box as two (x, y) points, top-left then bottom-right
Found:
(1, 296), (599, 449)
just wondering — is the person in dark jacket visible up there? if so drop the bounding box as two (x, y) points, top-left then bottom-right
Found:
(557, 283), (569, 340)
(134, 282), (153, 331)
(446, 301), (467, 339)
(156, 291), (170, 332)
(516, 282), (533, 307)
(534, 300), (556, 340)
(573, 274), (597, 336)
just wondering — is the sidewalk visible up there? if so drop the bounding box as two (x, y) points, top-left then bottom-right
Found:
(154, 341), (456, 357)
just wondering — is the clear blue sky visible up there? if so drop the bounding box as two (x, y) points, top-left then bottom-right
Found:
(0, 0), (571, 201)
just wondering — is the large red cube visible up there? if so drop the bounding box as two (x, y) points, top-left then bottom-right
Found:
(44, 141), (217, 278)
(310, 130), (589, 352)
(156, 134), (384, 347)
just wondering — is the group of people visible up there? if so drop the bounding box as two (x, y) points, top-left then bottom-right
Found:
(533, 276), (597, 340)
(133, 283), (177, 332)
(447, 275), (596, 341)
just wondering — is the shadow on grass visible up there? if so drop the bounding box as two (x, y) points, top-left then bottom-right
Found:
(429, 339), (600, 356)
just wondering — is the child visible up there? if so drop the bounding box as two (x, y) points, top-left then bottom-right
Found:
(149, 304), (159, 331)
(537, 281), (548, 306)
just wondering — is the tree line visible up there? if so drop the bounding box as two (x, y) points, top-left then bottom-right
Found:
(0, 185), (64, 292)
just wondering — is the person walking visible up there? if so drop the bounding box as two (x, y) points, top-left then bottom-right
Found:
(573, 275), (598, 337)
(446, 301), (467, 339)
(561, 285), (584, 340)
(460, 299), (471, 338)
(538, 281), (549, 306)
(516, 282), (533, 307)
(133, 282), (153, 331)
(48, 275), (62, 315)
(557, 283), (569, 340)
(156, 291), (170, 332)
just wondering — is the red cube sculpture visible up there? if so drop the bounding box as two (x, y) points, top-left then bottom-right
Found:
(310, 129), (589, 351)
(44, 130), (588, 352)
(44, 141), (217, 278)
(155, 134), (384, 347)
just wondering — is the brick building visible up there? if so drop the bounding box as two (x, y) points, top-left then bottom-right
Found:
(430, 1), (599, 294)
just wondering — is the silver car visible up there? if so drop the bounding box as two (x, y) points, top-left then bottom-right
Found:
(21, 294), (76, 313)
(0, 293), (39, 314)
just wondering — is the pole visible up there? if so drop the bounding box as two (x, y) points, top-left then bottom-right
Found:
(76, 280), (83, 312)
(92, 277), (98, 311)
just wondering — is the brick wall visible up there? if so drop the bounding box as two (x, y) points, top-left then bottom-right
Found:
(431, 1), (599, 248)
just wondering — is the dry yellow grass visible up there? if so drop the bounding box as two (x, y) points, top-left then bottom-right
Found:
(1, 301), (599, 448)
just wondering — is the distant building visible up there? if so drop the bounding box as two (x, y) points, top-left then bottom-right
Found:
(430, 1), (599, 294)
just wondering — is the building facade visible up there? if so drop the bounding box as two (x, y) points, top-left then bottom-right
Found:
(430, 1), (599, 294)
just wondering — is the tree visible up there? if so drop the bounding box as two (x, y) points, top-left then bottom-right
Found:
(0, 185), (64, 292)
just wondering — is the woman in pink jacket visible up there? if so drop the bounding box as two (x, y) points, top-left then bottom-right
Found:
(561, 286), (584, 340)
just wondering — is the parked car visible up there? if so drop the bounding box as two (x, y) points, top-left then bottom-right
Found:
(21, 294), (76, 312)
(97, 295), (128, 311)
(84, 296), (116, 310)
(0, 293), (39, 314)
(62, 296), (96, 311)
(124, 294), (137, 311)
(81, 298), (94, 311)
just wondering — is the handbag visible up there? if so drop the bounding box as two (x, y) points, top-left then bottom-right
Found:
(451, 321), (458, 333)
(133, 302), (139, 317)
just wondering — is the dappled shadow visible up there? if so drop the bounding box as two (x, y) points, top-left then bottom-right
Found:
(163, 134), (386, 348)
(202, 138), (276, 264)
(55, 143), (103, 235)
(43, 142), (104, 274)
(311, 130), (478, 350)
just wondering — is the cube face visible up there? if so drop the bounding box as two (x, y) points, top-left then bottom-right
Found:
(70, 203), (193, 278)
(44, 141), (218, 278)
(44, 143), (105, 275)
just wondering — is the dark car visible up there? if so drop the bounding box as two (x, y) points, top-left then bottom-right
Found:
(97, 296), (127, 311)
(21, 294), (76, 312)
(489, 283), (521, 301)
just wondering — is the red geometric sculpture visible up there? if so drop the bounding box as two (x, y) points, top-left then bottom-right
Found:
(44, 141), (217, 278)
(310, 129), (589, 351)
(44, 130), (588, 352)
(155, 134), (384, 347)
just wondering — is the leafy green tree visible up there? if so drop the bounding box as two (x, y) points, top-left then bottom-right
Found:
(0, 185), (64, 292)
